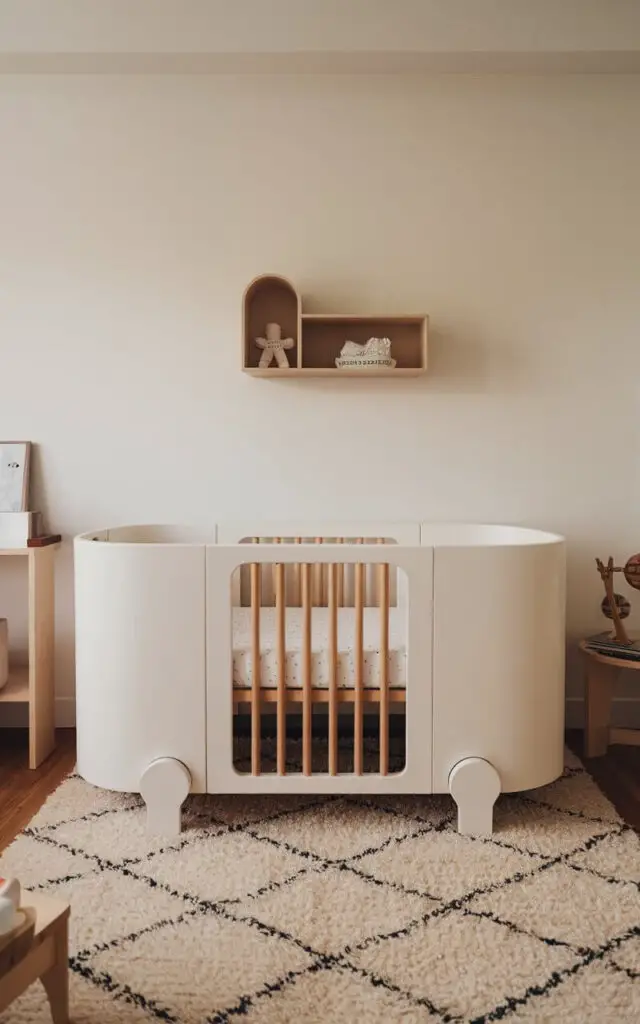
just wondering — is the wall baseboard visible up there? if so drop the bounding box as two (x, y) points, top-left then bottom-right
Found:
(565, 697), (640, 730)
(53, 697), (77, 728)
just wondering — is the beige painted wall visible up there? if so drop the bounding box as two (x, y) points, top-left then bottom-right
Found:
(0, 72), (639, 726)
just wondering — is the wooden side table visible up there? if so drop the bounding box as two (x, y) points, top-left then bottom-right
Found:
(0, 539), (60, 768)
(579, 640), (640, 757)
(0, 891), (69, 1022)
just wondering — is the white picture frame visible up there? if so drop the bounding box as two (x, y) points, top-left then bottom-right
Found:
(0, 441), (31, 512)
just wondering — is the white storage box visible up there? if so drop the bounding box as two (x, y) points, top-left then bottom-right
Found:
(0, 512), (42, 548)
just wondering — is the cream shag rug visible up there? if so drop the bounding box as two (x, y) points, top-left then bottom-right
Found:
(1, 746), (639, 1024)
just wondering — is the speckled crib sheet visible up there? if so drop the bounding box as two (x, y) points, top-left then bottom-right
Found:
(232, 607), (407, 690)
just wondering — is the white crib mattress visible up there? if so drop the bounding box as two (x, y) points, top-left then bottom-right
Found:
(232, 607), (407, 690)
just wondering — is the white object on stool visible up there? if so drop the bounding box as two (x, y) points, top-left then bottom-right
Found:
(0, 877), (21, 936)
(140, 758), (191, 837)
(449, 757), (501, 836)
(255, 322), (295, 369)
(0, 619), (7, 691)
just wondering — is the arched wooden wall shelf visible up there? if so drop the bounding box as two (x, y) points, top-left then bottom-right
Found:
(242, 274), (428, 378)
(242, 274), (302, 372)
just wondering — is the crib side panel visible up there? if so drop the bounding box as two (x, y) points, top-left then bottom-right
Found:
(206, 543), (432, 795)
(74, 539), (207, 793)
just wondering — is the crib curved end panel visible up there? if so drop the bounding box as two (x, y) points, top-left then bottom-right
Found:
(74, 536), (207, 793)
(432, 538), (566, 794)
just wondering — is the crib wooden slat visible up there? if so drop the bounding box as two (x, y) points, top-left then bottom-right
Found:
(272, 536), (281, 608)
(336, 537), (344, 607)
(379, 561), (390, 776)
(293, 537), (301, 607)
(376, 537), (385, 607)
(302, 562), (312, 775)
(276, 561), (286, 775)
(328, 562), (338, 776)
(354, 558), (364, 776)
(250, 561), (261, 776)
(314, 537), (323, 606)
(249, 536), (259, 609)
(356, 537), (366, 606)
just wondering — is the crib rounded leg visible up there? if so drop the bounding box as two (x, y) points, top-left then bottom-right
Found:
(140, 757), (191, 837)
(449, 757), (501, 837)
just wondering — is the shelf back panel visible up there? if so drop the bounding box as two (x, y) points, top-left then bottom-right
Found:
(301, 317), (426, 370)
(243, 277), (300, 369)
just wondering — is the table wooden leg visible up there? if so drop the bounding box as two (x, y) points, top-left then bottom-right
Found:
(28, 546), (56, 770)
(40, 915), (69, 1024)
(584, 660), (618, 758)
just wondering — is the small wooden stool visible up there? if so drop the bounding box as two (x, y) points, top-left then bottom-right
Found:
(0, 891), (69, 1023)
(579, 640), (640, 757)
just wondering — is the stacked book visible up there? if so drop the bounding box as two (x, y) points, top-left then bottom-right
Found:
(584, 631), (640, 662)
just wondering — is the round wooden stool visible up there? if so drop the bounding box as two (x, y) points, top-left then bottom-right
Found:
(0, 891), (69, 1023)
(579, 640), (640, 758)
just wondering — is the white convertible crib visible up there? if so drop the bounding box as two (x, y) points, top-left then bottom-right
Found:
(73, 521), (566, 837)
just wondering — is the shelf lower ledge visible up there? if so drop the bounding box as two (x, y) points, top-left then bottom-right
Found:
(609, 727), (640, 747)
(244, 367), (426, 378)
(0, 666), (29, 703)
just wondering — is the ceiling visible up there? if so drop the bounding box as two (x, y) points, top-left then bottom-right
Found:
(1, 0), (639, 73)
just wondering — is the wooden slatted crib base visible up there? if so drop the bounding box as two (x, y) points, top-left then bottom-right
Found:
(240, 536), (399, 778)
(231, 731), (407, 777)
(233, 687), (406, 704)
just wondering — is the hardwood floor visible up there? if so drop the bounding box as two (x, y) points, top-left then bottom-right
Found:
(566, 728), (640, 832)
(0, 729), (637, 853)
(0, 729), (76, 852)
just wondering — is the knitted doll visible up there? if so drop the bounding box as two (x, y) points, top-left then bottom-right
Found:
(255, 322), (295, 369)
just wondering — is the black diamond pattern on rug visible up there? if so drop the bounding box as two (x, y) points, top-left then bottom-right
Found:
(1, 746), (638, 1023)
